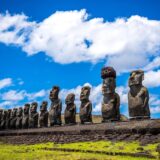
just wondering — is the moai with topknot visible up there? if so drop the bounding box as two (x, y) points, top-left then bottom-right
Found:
(79, 86), (92, 124)
(39, 101), (48, 127)
(22, 103), (30, 129)
(16, 107), (23, 129)
(29, 102), (39, 128)
(0, 110), (7, 130)
(10, 108), (18, 129)
(6, 109), (11, 129)
(49, 86), (62, 126)
(101, 67), (120, 122)
(128, 70), (150, 119)
(64, 93), (76, 125)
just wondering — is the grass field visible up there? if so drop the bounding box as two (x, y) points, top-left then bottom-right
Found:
(0, 141), (159, 160)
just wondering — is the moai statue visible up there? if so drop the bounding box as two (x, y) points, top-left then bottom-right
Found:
(10, 108), (18, 129)
(0, 109), (4, 130)
(39, 101), (48, 127)
(6, 109), (12, 129)
(79, 86), (92, 124)
(64, 93), (76, 125)
(22, 103), (30, 129)
(0, 110), (7, 130)
(101, 67), (120, 122)
(16, 107), (23, 129)
(128, 70), (150, 119)
(49, 86), (62, 126)
(29, 102), (39, 128)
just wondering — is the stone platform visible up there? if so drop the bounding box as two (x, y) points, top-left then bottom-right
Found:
(0, 119), (160, 145)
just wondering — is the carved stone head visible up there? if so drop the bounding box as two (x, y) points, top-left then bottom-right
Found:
(65, 93), (75, 105)
(11, 108), (17, 118)
(49, 86), (60, 101)
(40, 101), (48, 111)
(102, 78), (116, 95)
(80, 86), (91, 102)
(17, 107), (23, 117)
(24, 103), (30, 114)
(129, 70), (144, 87)
(101, 66), (116, 79)
(31, 102), (38, 113)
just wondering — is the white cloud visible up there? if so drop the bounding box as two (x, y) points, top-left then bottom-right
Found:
(143, 56), (160, 71)
(27, 89), (47, 100)
(0, 78), (12, 89)
(1, 90), (26, 101)
(143, 70), (160, 87)
(0, 12), (36, 45)
(0, 10), (160, 73)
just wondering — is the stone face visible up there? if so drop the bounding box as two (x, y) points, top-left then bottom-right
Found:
(22, 104), (30, 129)
(29, 102), (39, 128)
(128, 70), (150, 119)
(16, 107), (23, 129)
(39, 101), (48, 127)
(10, 108), (18, 129)
(101, 67), (120, 122)
(5, 109), (11, 129)
(79, 86), (92, 124)
(64, 93), (76, 124)
(49, 86), (62, 126)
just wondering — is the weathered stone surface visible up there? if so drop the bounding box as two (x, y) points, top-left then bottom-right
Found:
(39, 101), (48, 127)
(5, 109), (11, 129)
(49, 86), (62, 126)
(29, 102), (38, 128)
(101, 67), (120, 122)
(10, 108), (18, 129)
(64, 93), (76, 124)
(80, 86), (92, 124)
(22, 104), (30, 129)
(128, 70), (150, 119)
(0, 119), (159, 145)
(16, 107), (23, 129)
(0, 110), (7, 130)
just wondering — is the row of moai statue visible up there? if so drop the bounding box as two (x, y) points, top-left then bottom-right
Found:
(0, 67), (151, 130)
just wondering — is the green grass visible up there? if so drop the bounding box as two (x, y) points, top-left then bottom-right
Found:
(0, 141), (159, 160)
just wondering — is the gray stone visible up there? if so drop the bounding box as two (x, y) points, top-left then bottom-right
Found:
(79, 86), (92, 124)
(22, 103), (30, 129)
(128, 70), (150, 119)
(49, 86), (62, 126)
(39, 101), (48, 127)
(29, 102), (38, 128)
(64, 93), (76, 124)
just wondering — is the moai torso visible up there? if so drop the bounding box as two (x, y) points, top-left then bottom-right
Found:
(39, 101), (48, 127)
(128, 70), (150, 119)
(29, 102), (39, 128)
(6, 109), (11, 129)
(49, 86), (62, 126)
(79, 86), (92, 124)
(64, 93), (76, 124)
(10, 108), (18, 129)
(22, 104), (30, 129)
(16, 107), (23, 129)
(101, 67), (120, 122)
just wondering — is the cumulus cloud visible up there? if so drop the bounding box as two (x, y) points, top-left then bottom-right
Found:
(27, 89), (48, 100)
(1, 90), (26, 101)
(0, 10), (160, 72)
(0, 78), (12, 89)
(143, 70), (160, 87)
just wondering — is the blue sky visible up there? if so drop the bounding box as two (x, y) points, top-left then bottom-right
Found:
(0, 0), (160, 118)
